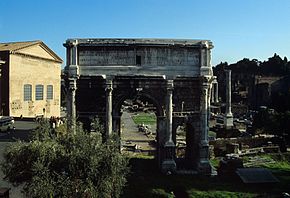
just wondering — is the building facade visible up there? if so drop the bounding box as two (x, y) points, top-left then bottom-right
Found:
(0, 41), (62, 118)
(64, 38), (216, 175)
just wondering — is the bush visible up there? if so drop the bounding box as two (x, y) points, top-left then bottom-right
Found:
(1, 121), (129, 198)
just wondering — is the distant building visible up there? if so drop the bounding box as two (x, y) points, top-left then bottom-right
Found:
(0, 41), (62, 118)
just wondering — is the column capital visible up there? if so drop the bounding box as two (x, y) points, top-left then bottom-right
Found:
(70, 39), (78, 47)
(212, 76), (218, 83)
(105, 79), (113, 92)
(201, 76), (211, 83)
(166, 80), (174, 91)
(68, 78), (77, 91)
(201, 77), (211, 90)
(68, 65), (79, 78)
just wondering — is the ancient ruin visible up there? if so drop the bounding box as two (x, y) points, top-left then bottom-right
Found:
(63, 38), (217, 175)
(224, 70), (233, 128)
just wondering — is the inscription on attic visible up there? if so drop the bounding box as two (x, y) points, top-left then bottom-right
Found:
(78, 48), (200, 66)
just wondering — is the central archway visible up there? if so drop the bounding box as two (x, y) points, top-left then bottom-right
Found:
(112, 89), (166, 162)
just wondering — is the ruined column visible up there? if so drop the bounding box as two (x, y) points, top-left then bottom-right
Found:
(105, 79), (113, 138)
(224, 70), (233, 128)
(67, 78), (77, 134)
(161, 79), (176, 173)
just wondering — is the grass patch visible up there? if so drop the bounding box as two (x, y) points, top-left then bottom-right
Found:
(209, 131), (217, 137)
(127, 152), (154, 160)
(263, 160), (290, 172)
(187, 189), (256, 198)
(210, 158), (220, 168)
(132, 112), (156, 125)
(122, 154), (290, 198)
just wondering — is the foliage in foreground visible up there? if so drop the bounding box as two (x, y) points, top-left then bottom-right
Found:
(1, 121), (129, 198)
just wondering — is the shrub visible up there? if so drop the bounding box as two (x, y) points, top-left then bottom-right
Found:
(1, 121), (129, 198)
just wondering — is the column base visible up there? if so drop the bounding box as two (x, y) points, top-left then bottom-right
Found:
(224, 113), (233, 129)
(197, 141), (217, 176)
(197, 160), (217, 176)
(161, 159), (176, 175)
(164, 141), (175, 147)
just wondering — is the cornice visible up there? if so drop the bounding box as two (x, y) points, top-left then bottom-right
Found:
(11, 52), (62, 64)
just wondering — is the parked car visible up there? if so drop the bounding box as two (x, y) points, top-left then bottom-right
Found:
(0, 116), (14, 132)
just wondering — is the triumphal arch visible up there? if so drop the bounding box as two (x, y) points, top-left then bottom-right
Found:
(64, 38), (215, 175)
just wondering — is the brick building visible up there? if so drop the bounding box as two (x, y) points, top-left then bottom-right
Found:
(0, 41), (62, 118)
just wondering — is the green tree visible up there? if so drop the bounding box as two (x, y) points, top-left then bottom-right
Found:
(260, 53), (287, 75)
(253, 109), (290, 140)
(1, 121), (129, 198)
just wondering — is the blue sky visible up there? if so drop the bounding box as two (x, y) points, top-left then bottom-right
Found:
(0, 0), (289, 66)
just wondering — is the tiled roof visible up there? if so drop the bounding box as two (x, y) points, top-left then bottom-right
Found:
(0, 40), (41, 52)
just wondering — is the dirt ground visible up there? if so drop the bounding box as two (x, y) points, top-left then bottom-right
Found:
(121, 111), (156, 154)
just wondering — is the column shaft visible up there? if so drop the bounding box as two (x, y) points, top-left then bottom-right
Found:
(161, 80), (176, 173)
(215, 83), (219, 103)
(201, 82), (209, 142)
(67, 79), (77, 134)
(224, 70), (233, 128)
(197, 78), (214, 175)
(211, 84), (214, 103)
(226, 70), (232, 114)
(106, 80), (113, 138)
(166, 80), (174, 145)
(71, 41), (78, 65)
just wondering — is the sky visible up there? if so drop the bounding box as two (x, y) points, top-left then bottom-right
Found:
(0, 0), (290, 66)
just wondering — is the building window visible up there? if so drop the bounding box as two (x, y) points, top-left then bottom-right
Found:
(24, 84), (32, 101)
(47, 85), (53, 100)
(35, 85), (43, 100)
(136, 55), (141, 65)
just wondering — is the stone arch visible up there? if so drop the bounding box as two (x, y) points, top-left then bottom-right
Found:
(112, 89), (165, 137)
(113, 90), (164, 118)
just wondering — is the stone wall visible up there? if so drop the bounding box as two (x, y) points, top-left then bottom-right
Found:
(9, 54), (61, 117)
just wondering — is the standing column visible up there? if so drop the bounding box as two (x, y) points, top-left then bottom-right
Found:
(67, 78), (77, 134)
(161, 80), (176, 174)
(105, 79), (113, 138)
(211, 84), (215, 103)
(166, 80), (174, 145)
(201, 81), (209, 143)
(215, 82), (219, 103)
(64, 39), (79, 134)
(197, 78), (213, 175)
(71, 40), (78, 65)
(224, 70), (233, 128)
